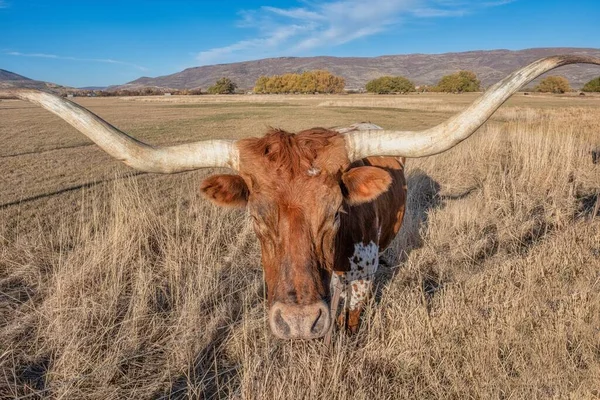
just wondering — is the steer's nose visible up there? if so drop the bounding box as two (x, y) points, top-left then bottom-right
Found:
(269, 301), (331, 339)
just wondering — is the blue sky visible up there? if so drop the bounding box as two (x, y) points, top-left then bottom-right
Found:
(1, 0), (598, 87)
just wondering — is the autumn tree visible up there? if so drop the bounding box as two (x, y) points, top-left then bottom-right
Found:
(253, 71), (345, 94)
(365, 76), (415, 94)
(311, 70), (345, 94)
(435, 70), (480, 93)
(534, 76), (571, 93)
(254, 76), (269, 93)
(208, 77), (237, 94)
(582, 76), (600, 92)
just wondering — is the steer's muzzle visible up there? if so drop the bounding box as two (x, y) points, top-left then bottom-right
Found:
(268, 301), (331, 339)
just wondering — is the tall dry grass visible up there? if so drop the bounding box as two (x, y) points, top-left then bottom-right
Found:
(1, 104), (599, 399)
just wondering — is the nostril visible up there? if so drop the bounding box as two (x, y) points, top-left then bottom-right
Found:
(273, 308), (291, 337)
(310, 308), (325, 335)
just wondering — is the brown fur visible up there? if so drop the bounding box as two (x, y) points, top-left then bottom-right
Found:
(200, 175), (248, 207)
(201, 128), (407, 331)
(342, 166), (393, 205)
(239, 128), (348, 179)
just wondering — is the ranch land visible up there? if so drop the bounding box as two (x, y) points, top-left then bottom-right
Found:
(1, 93), (599, 399)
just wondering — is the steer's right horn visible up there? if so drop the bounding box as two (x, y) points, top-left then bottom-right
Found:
(1, 89), (239, 172)
(344, 55), (600, 161)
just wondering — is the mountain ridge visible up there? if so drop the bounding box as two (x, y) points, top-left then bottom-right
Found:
(0, 69), (68, 91)
(114, 47), (600, 91)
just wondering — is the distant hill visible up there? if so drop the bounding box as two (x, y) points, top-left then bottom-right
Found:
(78, 86), (107, 90)
(0, 69), (34, 83)
(0, 69), (67, 91)
(113, 47), (600, 91)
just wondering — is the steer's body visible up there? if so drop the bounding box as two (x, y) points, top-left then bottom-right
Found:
(334, 156), (407, 331)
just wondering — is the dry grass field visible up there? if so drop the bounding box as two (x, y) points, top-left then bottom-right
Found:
(1, 93), (599, 399)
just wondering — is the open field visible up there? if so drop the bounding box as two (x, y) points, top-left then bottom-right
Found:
(1, 93), (600, 399)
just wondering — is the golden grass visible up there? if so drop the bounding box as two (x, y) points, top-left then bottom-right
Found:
(1, 94), (599, 399)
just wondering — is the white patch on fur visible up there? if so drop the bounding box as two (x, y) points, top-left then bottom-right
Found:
(331, 241), (379, 310)
(307, 166), (321, 176)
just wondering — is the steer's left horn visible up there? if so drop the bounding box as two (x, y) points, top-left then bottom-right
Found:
(1, 89), (239, 172)
(344, 55), (600, 161)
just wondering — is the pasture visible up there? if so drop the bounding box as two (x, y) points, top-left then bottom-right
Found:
(1, 93), (599, 399)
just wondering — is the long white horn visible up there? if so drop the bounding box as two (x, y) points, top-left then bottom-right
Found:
(344, 55), (600, 160)
(2, 89), (239, 172)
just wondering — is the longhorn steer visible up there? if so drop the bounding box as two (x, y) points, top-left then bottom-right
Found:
(3, 55), (600, 339)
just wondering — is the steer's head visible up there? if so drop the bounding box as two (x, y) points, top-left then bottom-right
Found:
(200, 129), (392, 339)
(6, 55), (599, 340)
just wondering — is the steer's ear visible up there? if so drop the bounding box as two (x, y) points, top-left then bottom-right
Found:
(201, 174), (249, 208)
(341, 166), (392, 205)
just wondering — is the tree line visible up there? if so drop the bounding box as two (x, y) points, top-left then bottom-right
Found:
(60, 72), (600, 98)
(364, 72), (600, 94)
(363, 71), (481, 94)
(59, 87), (203, 97)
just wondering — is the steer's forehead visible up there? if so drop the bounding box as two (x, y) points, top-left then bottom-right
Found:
(237, 128), (349, 181)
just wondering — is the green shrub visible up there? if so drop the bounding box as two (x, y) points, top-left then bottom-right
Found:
(435, 70), (480, 93)
(365, 76), (415, 94)
(582, 77), (600, 92)
(534, 76), (571, 94)
(208, 77), (237, 94)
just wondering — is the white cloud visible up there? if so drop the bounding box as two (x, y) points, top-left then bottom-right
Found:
(196, 25), (310, 65)
(412, 7), (467, 17)
(261, 6), (326, 21)
(482, 0), (517, 6)
(195, 0), (515, 65)
(6, 51), (148, 71)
